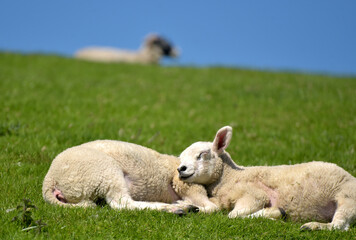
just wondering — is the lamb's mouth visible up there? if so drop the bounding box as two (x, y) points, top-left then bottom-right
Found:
(179, 173), (194, 180)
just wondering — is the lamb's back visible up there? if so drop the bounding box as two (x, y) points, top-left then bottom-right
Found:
(80, 140), (180, 202)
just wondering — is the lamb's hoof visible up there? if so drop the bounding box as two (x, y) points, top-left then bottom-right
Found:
(300, 222), (323, 231)
(278, 207), (287, 220)
(300, 225), (312, 231)
(187, 205), (199, 213)
(173, 209), (186, 216)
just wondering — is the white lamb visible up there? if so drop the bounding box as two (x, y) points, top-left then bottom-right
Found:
(42, 140), (217, 214)
(74, 34), (178, 64)
(177, 126), (356, 230)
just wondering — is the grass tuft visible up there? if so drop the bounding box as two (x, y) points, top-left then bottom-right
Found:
(0, 121), (21, 136)
(10, 199), (47, 234)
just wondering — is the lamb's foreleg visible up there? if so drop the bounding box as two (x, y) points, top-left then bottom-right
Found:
(247, 207), (286, 220)
(227, 185), (282, 220)
(186, 195), (219, 213)
(228, 194), (266, 218)
(173, 175), (219, 213)
(182, 188), (219, 213)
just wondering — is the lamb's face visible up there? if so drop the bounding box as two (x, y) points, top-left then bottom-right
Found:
(178, 126), (233, 185)
(178, 142), (221, 184)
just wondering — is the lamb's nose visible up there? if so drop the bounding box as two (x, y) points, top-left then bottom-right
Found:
(177, 165), (187, 173)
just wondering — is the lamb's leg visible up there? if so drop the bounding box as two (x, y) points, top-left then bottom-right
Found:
(172, 174), (218, 213)
(247, 207), (286, 220)
(71, 200), (97, 208)
(180, 187), (219, 213)
(301, 197), (356, 231)
(177, 197), (218, 213)
(107, 194), (187, 214)
(228, 194), (269, 218)
(197, 198), (219, 213)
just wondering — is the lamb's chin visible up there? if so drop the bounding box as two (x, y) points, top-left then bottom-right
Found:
(179, 173), (194, 182)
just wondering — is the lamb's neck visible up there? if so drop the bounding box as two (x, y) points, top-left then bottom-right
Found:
(206, 153), (244, 196)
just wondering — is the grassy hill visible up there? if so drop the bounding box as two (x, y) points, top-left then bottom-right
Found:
(1, 52), (355, 239)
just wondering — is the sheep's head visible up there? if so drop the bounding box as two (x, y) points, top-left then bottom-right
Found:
(178, 126), (232, 185)
(145, 34), (179, 58)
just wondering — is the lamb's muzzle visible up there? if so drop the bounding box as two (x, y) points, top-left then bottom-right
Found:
(177, 165), (194, 180)
(177, 166), (187, 172)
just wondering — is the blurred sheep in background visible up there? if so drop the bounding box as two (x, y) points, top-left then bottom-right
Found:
(74, 34), (179, 64)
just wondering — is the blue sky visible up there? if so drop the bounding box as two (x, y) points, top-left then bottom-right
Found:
(1, 1), (355, 75)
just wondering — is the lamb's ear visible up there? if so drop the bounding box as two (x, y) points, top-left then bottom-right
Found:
(212, 126), (232, 155)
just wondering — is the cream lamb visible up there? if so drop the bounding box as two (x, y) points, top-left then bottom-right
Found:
(74, 34), (178, 64)
(177, 126), (356, 230)
(42, 140), (217, 214)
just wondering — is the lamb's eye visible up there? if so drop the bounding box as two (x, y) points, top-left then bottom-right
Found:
(197, 151), (208, 160)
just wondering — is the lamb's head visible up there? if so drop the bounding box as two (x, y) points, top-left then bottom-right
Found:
(177, 126), (232, 185)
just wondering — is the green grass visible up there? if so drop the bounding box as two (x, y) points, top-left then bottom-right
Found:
(0, 52), (355, 239)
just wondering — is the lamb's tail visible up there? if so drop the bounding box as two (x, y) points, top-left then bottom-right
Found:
(42, 174), (67, 206)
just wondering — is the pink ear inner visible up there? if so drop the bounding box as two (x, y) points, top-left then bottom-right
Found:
(217, 130), (227, 150)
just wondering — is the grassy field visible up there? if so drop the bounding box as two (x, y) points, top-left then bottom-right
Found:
(0, 52), (355, 239)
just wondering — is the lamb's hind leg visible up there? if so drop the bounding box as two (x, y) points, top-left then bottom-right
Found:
(107, 194), (186, 214)
(301, 196), (356, 231)
(69, 200), (97, 208)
